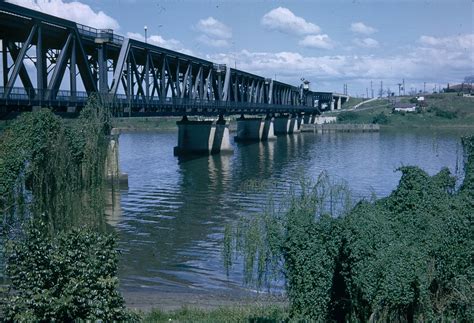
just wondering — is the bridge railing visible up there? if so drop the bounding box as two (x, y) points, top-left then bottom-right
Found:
(0, 86), (318, 113)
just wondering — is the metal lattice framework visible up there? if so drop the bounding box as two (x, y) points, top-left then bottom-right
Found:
(0, 2), (349, 116)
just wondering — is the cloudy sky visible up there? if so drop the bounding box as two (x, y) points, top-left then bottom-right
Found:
(7, 0), (474, 96)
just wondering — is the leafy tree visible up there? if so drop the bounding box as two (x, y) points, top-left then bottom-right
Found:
(4, 223), (139, 322)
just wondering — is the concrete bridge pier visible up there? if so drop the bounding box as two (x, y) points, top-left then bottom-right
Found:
(303, 114), (312, 125)
(235, 115), (276, 141)
(174, 116), (233, 156)
(336, 97), (342, 110)
(262, 115), (277, 141)
(235, 116), (264, 141)
(289, 114), (301, 134)
(106, 128), (128, 186)
(274, 114), (291, 135)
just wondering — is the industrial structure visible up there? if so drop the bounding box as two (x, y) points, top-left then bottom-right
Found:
(0, 2), (350, 154)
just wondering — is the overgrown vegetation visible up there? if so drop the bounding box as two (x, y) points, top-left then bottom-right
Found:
(0, 97), (135, 321)
(4, 223), (138, 322)
(225, 136), (474, 321)
(0, 95), (110, 232)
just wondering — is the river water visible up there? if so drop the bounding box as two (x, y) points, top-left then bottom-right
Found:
(108, 129), (468, 296)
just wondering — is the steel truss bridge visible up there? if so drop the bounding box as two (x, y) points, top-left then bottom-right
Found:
(0, 2), (349, 118)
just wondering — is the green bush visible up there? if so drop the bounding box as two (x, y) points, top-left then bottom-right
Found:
(337, 111), (359, 123)
(372, 112), (389, 125)
(435, 109), (458, 119)
(3, 223), (139, 322)
(427, 106), (458, 119)
(226, 137), (474, 321)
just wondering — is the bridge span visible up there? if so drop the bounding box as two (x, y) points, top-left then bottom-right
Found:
(0, 2), (349, 155)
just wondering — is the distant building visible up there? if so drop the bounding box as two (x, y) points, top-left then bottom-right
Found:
(393, 103), (417, 113)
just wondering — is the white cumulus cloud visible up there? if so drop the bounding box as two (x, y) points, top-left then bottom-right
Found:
(350, 22), (377, 35)
(126, 32), (192, 55)
(196, 17), (232, 39)
(207, 35), (472, 90)
(299, 34), (334, 49)
(195, 17), (232, 48)
(353, 37), (379, 48)
(419, 34), (474, 50)
(7, 0), (120, 30)
(261, 7), (321, 35)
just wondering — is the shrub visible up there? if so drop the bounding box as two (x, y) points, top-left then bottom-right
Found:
(226, 137), (474, 321)
(435, 108), (458, 119)
(372, 112), (389, 125)
(337, 111), (359, 123)
(3, 223), (138, 322)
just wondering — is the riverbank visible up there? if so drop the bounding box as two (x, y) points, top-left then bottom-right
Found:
(327, 93), (474, 129)
(123, 289), (287, 312)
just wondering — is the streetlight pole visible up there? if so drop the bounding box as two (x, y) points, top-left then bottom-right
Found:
(144, 25), (148, 44)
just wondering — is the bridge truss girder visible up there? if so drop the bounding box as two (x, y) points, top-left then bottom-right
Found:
(0, 2), (349, 116)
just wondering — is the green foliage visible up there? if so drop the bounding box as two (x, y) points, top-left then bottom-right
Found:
(3, 222), (139, 322)
(0, 97), (132, 321)
(337, 111), (359, 123)
(372, 112), (390, 125)
(226, 138), (474, 321)
(428, 106), (458, 119)
(0, 94), (110, 233)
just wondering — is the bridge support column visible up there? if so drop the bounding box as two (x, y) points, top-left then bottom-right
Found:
(106, 128), (128, 185)
(273, 115), (291, 135)
(330, 99), (335, 111)
(336, 97), (342, 110)
(262, 115), (276, 141)
(235, 115), (277, 141)
(303, 114), (312, 125)
(288, 115), (300, 134)
(235, 116), (263, 141)
(174, 116), (233, 156)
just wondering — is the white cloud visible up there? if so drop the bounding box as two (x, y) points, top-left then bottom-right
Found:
(353, 37), (379, 48)
(299, 34), (334, 49)
(207, 34), (472, 88)
(419, 34), (474, 50)
(261, 7), (321, 35)
(350, 22), (377, 35)
(195, 17), (232, 48)
(126, 32), (192, 55)
(196, 35), (229, 48)
(196, 17), (232, 39)
(7, 0), (120, 30)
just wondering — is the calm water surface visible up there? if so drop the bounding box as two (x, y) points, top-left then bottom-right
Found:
(108, 129), (467, 295)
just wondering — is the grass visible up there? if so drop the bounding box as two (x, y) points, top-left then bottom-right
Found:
(141, 305), (288, 323)
(112, 116), (181, 131)
(329, 93), (474, 129)
(338, 97), (365, 110)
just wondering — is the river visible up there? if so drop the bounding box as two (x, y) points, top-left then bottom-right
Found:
(107, 129), (468, 301)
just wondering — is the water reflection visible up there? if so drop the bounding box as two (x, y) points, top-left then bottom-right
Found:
(113, 130), (467, 295)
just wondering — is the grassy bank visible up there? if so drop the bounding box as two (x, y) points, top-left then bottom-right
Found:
(112, 116), (181, 131)
(329, 93), (474, 129)
(142, 305), (287, 322)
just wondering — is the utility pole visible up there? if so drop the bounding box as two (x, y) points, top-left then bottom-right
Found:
(397, 83), (402, 96)
(423, 82), (426, 94)
(402, 79), (405, 96)
(366, 87), (369, 98)
(370, 80), (373, 98)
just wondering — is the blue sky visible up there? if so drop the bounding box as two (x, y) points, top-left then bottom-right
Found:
(8, 0), (474, 96)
